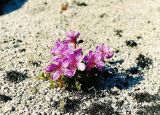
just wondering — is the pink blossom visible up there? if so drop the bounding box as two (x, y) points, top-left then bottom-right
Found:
(83, 51), (105, 71)
(96, 44), (113, 60)
(50, 40), (74, 61)
(66, 31), (80, 44)
(65, 49), (85, 77)
(45, 32), (114, 81)
(45, 58), (69, 80)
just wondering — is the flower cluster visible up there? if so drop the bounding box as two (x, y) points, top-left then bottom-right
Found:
(45, 31), (113, 81)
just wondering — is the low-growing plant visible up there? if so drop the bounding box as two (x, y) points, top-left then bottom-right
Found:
(36, 31), (114, 90)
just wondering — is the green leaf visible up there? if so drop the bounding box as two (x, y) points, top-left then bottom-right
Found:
(49, 80), (55, 89)
(35, 72), (46, 80)
(45, 73), (51, 80)
(75, 81), (81, 91)
(61, 75), (68, 83)
(35, 72), (51, 81)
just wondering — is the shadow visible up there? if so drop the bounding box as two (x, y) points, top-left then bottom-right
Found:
(84, 101), (116, 115)
(77, 60), (144, 91)
(4, 70), (28, 83)
(63, 97), (81, 113)
(99, 71), (144, 90)
(133, 92), (160, 103)
(0, 94), (12, 103)
(136, 54), (153, 69)
(108, 59), (124, 65)
(137, 104), (160, 115)
(0, 0), (27, 15)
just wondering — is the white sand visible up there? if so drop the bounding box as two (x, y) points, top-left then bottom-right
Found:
(0, 0), (160, 114)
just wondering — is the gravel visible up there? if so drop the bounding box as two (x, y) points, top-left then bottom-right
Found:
(0, 0), (160, 114)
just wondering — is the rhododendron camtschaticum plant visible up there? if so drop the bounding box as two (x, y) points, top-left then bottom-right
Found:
(37, 31), (114, 89)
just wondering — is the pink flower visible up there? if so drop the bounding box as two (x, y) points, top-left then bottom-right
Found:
(96, 44), (113, 60)
(83, 51), (105, 71)
(45, 32), (114, 81)
(47, 48), (85, 80)
(51, 40), (74, 60)
(45, 58), (69, 80)
(65, 49), (85, 77)
(66, 31), (80, 44)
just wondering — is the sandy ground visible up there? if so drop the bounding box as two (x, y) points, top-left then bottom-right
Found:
(0, 0), (160, 114)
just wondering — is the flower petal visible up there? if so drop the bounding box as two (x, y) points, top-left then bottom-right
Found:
(86, 62), (95, 71)
(83, 55), (88, 62)
(62, 58), (70, 68)
(96, 44), (113, 59)
(96, 61), (105, 71)
(77, 63), (85, 71)
(64, 69), (76, 77)
(51, 71), (61, 80)
(46, 64), (57, 72)
(106, 51), (114, 59)
(74, 48), (82, 56)
(66, 31), (80, 39)
(66, 31), (80, 44)
(75, 32), (80, 38)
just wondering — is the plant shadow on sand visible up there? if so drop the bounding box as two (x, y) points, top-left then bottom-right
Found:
(78, 53), (153, 92)
(77, 63), (144, 91)
(0, 0), (28, 15)
(60, 59), (145, 114)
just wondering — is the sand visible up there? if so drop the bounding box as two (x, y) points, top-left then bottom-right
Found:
(0, 0), (160, 114)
